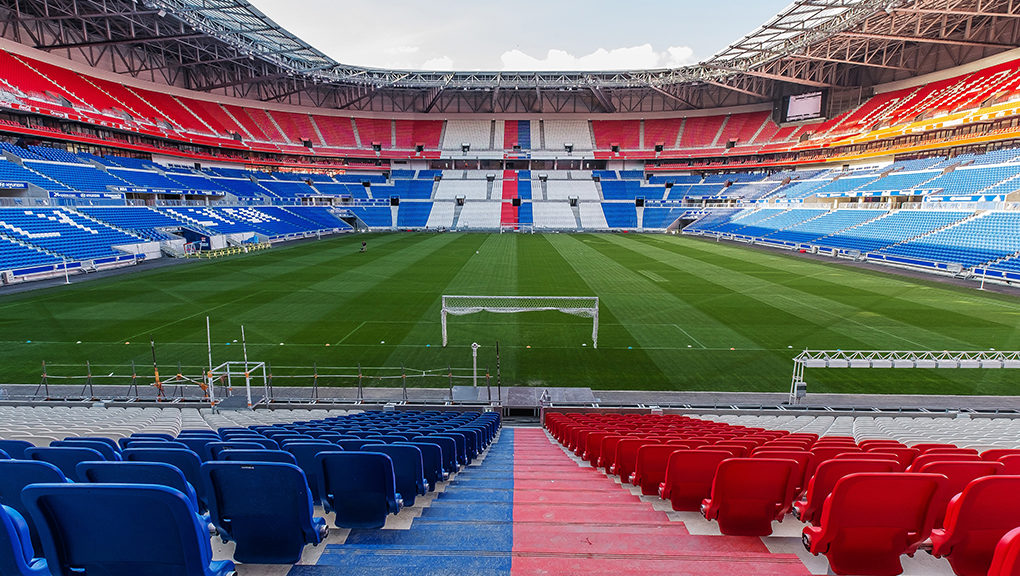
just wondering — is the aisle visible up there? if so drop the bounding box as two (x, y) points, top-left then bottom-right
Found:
(510, 428), (811, 576)
(291, 428), (811, 576)
(292, 429), (515, 576)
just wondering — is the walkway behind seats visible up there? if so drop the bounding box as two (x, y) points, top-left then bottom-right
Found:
(289, 428), (809, 576)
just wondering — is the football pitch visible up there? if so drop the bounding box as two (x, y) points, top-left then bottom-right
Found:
(1, 232), (1018, 395)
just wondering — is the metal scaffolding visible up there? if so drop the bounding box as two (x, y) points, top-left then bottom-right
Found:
(789, 349), (1020, 403)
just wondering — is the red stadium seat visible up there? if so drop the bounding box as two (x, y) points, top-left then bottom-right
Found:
(865, 447), (919, 466)
(581, 431), (611, 463)
(811, 446), (862, 463)
(803, 473), (946, 576)
(707, 443), (749, 457)
(610, 438), (654, 480)
(659, 450), (731, 511)
(925, 448), (979, 457)
(701, 458), (799, 536)
(794, 459), (900, 526)
(918, 460), (1004, 528)
(814, 436), (857, 445)
(595, 435), (628, 470)
(835, 452), (907, 471)
(698, 444), (745, 458)
(907, 453), (982, 472)
(930, 476), (1020, 576)
(1002, 455), (1020, 475)
(750, 449), (815, 497)
(911, 443), (960, 453)
(859, 440), (906, 450)
(988, 527), (1020, 576)
(983, 449), (1020, 461)
(629, 444), (682, 495)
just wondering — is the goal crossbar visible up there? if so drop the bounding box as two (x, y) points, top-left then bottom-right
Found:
(441, 295), (599, 348)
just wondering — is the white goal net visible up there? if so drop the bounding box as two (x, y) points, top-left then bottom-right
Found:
(441, 295), (599, 348)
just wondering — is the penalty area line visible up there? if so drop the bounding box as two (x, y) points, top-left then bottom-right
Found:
(334, 321), (368, 346)
(673, 324), (707, 349)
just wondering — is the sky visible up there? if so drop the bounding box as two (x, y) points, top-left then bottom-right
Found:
(248, 1), (793, 71)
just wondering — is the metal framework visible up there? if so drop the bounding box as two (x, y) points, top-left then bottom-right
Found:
(790, 349), (1020, 403)
(441, 295), (599, 349)
(210, 360), (267, 409)
(2, 0), (1019, 113)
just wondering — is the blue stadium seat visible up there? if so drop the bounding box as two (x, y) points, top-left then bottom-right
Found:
(121, 448), (208, 511)
(237, 437), (279, 450)
(204, 441), (265, 461)
(369, 435), (412, 444)
(396, 441), (446, 490)
(130, 433), (176, 441)
(317, 452), (402, 529)
(218, 449), (296, 464)
(50, 440), (121, 461)
(337, 439), (373, 451)
(123, 440), (190, 451)
(75, 461), (202, 512)
(431, 432), (469, 465)
(174, 437), (219, 457)
(0, 461), (69, 552)
(278, 438), (329, 449)
(200, 461), (327, 564)
(24, 447), (106, 481)
(361, 444), (428, 506)
(63, 437), (120, 451)
(22, 484), (234, 576)
(0, 505), (48, 576)
(283, 443), (338, 505)
(411, 435), (458, 474)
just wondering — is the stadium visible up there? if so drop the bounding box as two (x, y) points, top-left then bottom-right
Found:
(1, 0), (1020, 574)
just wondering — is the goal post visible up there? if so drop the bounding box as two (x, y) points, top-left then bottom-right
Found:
(441, 295), (599, 348)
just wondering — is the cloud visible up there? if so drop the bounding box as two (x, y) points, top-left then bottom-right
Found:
(421, 56), (455, 70)
(384, 45), (420, 55)
(499, 44), (697, 71)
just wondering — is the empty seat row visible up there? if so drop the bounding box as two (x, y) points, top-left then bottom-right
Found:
(0, 409), (500, 570)
(548, 412), (1020, 576)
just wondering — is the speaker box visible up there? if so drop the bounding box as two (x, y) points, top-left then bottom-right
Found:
(512, 197), (521, 207)
(390, 196), (400, 206)
(635, 197), (645, 207)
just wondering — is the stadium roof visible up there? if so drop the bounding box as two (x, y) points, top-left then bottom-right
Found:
(3, 0), (1020, 113)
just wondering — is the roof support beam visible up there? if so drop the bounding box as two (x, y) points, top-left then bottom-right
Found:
(648, 85), (698, 108)
(839, 31), (1015, 49)
(706, 65), (831, 88)
(36, 33), (206, 50)
(788, 53), (911, 71)
(704, 80), (770, 99)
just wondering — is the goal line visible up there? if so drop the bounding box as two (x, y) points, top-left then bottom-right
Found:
(441, 295), (599, 348)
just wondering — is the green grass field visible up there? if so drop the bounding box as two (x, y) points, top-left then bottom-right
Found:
(1, 232), (1018, 394)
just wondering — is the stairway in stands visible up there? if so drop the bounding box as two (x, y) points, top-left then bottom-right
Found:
(511, 428), (810, 576)
(290, 428), (811, 576)
(500, 170), (518, 228)
(291, 429), (515, 576)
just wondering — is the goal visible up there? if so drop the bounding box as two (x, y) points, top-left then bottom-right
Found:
(441, 295), (599, 348)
